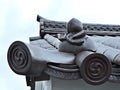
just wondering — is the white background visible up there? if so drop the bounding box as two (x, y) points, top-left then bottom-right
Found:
(0, 0), (120, 90)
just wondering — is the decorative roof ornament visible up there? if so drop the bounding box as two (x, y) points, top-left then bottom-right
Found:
(7, 15), (120, 90)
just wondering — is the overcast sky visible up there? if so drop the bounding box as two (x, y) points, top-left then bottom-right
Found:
(1, 0), (120, 90)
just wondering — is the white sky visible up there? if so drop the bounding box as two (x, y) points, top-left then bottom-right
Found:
(1, 0), (120, 90)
